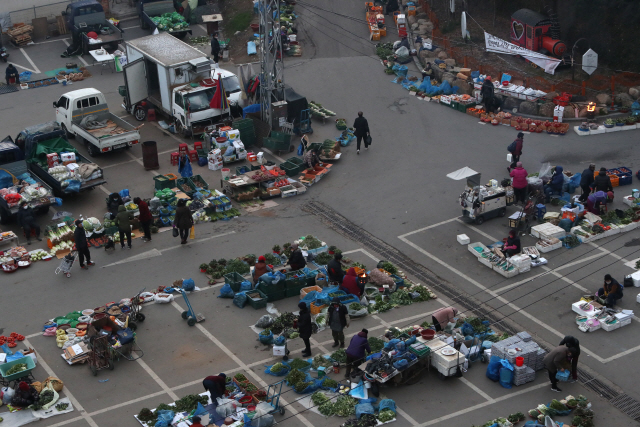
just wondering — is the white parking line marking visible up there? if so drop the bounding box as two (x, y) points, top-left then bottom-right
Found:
(456, 219), (498, 242)
(97, 185), (111, 195)
(342, 248), (380, 262)
(459, 377), (493, 401)
(33, 38), (71, 45)
(12, 62), (37, 73)
(19, 48), (41, 73)
(62, 39), (89, 66)
(162, 231), (236, 252)
(588, 241), (631, 263)
(137, 357), (180, 400)
(23, 338), (100, 427)
(398, 217), (458, 238)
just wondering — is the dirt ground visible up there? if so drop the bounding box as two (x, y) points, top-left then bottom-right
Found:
(220, 0), (259, 64)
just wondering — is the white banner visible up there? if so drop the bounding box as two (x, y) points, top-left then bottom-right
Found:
(484, 32), (561, 75)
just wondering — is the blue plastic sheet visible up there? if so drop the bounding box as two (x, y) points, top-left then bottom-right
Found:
(378, 399), (396, 414)
(66, 180), (81, 193)
(247, 41), (257, 55)
(243, 104), (261, 118)
(556, 370), (570, 382)
(392, 64), (408, 77)
(155, 410), (175, 427)
(240, 280), (253, 292)
(355, 403), (375, 419)
(499, 360), (514, 389)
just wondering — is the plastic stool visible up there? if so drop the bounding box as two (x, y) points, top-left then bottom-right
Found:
(536, 203), (547, 219)
(194, 141), (203, 150)
(147, 108), (156, 121)
(188, 149), (198, 163)
(178, 143), (188, 154)
(170, 152), (180, 166)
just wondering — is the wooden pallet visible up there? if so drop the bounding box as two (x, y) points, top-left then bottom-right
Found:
(57, 16), (68, 35)
(7, 24), (33, 37)
(11, 34), (32, 46)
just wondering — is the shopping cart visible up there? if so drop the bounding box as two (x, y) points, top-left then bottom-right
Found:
(55, 250), (78, 278)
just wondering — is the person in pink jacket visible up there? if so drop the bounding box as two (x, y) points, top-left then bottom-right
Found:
(509, 162), (528, 205)
(432, 307), (458, 332)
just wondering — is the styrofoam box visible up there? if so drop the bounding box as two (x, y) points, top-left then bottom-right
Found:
(536, 239), (562, 253)
(478, 256), (493, 268)
(468, 242), (489, 258)
(457, 234), (470, 245)
(571, 301), (598, 317)
(493, 264), (519, 278)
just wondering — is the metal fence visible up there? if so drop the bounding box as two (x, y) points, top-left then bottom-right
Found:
(7, 1), (75, 27)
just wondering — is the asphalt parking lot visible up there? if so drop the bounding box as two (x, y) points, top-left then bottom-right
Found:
(2, 2), (640, 426)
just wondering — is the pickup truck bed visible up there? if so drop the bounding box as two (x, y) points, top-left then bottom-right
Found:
(140, 1), (192, 39)
(80, 21), (123, 54)
(0, 159), (55, 223)
(72, 109), (140, 151)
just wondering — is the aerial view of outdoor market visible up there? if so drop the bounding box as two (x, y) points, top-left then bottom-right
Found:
(0, 0), (640, 426)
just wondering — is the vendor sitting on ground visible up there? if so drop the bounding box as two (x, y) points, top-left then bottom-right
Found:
(421, 63), (433, 81)
(202, 373), (226, 401)
(596, 274), (623, 308)
(503, 230), (521, 257)
(252, 255), (272, 284)
(544, 166), (564, 202)
(432, 306), (457, 332)
(288, 243), (306, 270)
(16, 201), (42, 245)
(303, 146), (321, 170)
(586, 191), (608, 214)
(341, 267), (362, 297)
(327, 253), (346, 284)
(5, 64), (20, 85)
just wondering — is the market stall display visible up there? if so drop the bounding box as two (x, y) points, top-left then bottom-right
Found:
(572, 297), (633, 333)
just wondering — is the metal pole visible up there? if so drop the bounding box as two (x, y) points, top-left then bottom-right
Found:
(259, 0), (284, 130)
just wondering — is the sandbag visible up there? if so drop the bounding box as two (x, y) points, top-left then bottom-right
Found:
(255, 315), (274, 329)
(259, 330), (274, 345)
(486, 355), (501, 382)
(240, 280), (253, 292)
(218, 283), (235, 298)
(182, 278), (196, 292)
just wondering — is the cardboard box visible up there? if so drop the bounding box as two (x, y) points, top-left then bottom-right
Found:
(511, 119), (518, 127)
(47, 153), (60, 168)
(459, 68), (471, 76)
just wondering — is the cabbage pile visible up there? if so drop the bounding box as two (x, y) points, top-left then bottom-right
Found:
(151, 12), (189, 31)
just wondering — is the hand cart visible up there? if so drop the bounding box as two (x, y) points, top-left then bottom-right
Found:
(88, 335), (114, 376)
(180, 289), (205, 326)
(264, 380), (285, 415)
(55, 250), (77, 278)
(110, 337), (144, 362)
(0, 355), (36, 387)
(127, 287), (147, 331)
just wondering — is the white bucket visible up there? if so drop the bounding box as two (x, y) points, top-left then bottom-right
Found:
(221, 168), (231, 179)
(289, 34), (297, 42)
(364, 381), (372, 389)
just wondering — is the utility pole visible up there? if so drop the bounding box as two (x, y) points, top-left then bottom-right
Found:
(259, 0), (284, 129)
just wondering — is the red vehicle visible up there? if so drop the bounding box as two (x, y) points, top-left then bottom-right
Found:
(510, 8), (566, 58)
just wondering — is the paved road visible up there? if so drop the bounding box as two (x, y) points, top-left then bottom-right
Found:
(1, 3), (639, 427)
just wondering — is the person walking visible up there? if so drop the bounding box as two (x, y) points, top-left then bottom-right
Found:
(178, 152), (193, 178)
(134, 197), (153, 242)
(509, 162), (528, 205)
(559, 335), (580, 382)
(173, 198), (193, 244)
(298, 301), (313, 357)
(353, 111), (370, 155)
(210, 33), (221, 64)
(507, 132), (524, 172)
(328, 297), (349, 348)
(543, 346), (573, 392)
(345, 328), (371, 378)
(74, 219), (94, 270)
(16, 201), (42, 245)
(578, 164), (596, 202)
(596, 274), (623, 308)
(202, 373), (226, 401)
(115, 205), (134, 249)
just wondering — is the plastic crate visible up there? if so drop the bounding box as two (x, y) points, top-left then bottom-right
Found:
(263, 137), (290, 152)
(286, 282), (308, 298)
(190, 175), (209, 190)
(164, 173), (178, 187)
(285, 270), (307, 288)
(310, 302), (327, 314)
(246, 289), (268, 309)
(391, 275), (405, 288)
(0, 356), (35, 381)
(236, 165), (251, 175)
(154, 175), (174, 191)
(408, 345), (430, 358)
(255, 281), (286, 302)
(618, 174), (632, 186)
(339, 295), (360, 305)
(177, 177), (195, 195)
(280, 161), (300, 177)
(118, 85), (127, 97)
(300, 285), (322, 299)
(104, 226), (118, 236)
(224, 272), (245, 292)
(270, 131), (291, 145)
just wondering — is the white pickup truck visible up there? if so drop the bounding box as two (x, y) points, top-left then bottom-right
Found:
(53, 88), (141, 157)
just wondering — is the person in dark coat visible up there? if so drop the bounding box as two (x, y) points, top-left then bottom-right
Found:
(345, 328), (371, 378)
(341, 268), (361, 297)
(210, 33), (221, 63)
(385, 0), (399, 15)
(480, 76), (495, 113)
(559, 335), (580, 381)
(173, 198), (193, 244)
(202, 373), (226, 400)
(327, 253), (345, 284)
(16, 201), (41, 245)
(596, 274), (623, 308)
(544, 346), (572, 392)
(134, 197), (153, 242)
(328, 297), (349, 348)
(507, 132), (524, 172)
(115, 205), (134, 249)
(298, 301), (313, 357)
(578, 164), (596, 202)
(252, 255), (272, 284)
(544, 166), (564, 202)
(353, 111), (370, 154)
(504, 230), (521, 257)
(288, 243), (306, 270)
(591, 167), (613, 194)
(421, 62), (433, 81)
(106, 192), (124, 217)
(5, 64), (19, 85)
(178, 152), (193, 178)
(74, 219), (94, 269)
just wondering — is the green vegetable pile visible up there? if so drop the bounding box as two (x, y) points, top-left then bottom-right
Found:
(289, 358), (311, 370)
(31, 390), (54, 411)
(285, 369), (307, 387)
(137, 408), (155, 423)
(311, 355), (333, 369)
(150, 12), (189, 31)
(270, 312), (297, 335)
(378, 261), (398, 275)
(316, 315), (326, 326)
(389, 289), (412, 306)
(6, 363), (27, 376)
(563, 235), (581, 248)
(333, 395), (358, 417)
(311, 391), (330, 406)
(294, 381), (313, 393)
(331, 348), (347, 363)
(303, 235), (323, 250)
(411, 285), (432, 302)
(225, 258), (250, 275)
(174, 394), (209, 412)
(349, 303), (363, 311)
(368, 295), (392, 313)
(549, 399), (568, 412)
(55, 402), (69, 411)
(377, 409), (395, 423)
(260, 328), (272, 336)
(507, 412), (524, 423)
(289, 332), (299, 339)
(234, 373), (248, 382)
(368, 337), (384, 353)
(263, 253), (281, 266)
(314, 252), (333, 265)
(270, 363), (286, 374)
(322, 378), (338, 389)
(244, 384), (258, 393)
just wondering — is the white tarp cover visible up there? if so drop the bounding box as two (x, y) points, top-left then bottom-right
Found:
(484, 32), (561, 75)
(447, 167), (479, 180)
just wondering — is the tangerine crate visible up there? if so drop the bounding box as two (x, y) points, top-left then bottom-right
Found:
(164, 173), (178, 187)
(300, 285), (322, 299)
(310, 302), (327, 314)
(609, 175), (620, 187)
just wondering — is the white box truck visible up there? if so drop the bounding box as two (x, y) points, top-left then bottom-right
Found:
(123, 33), (243, 136)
